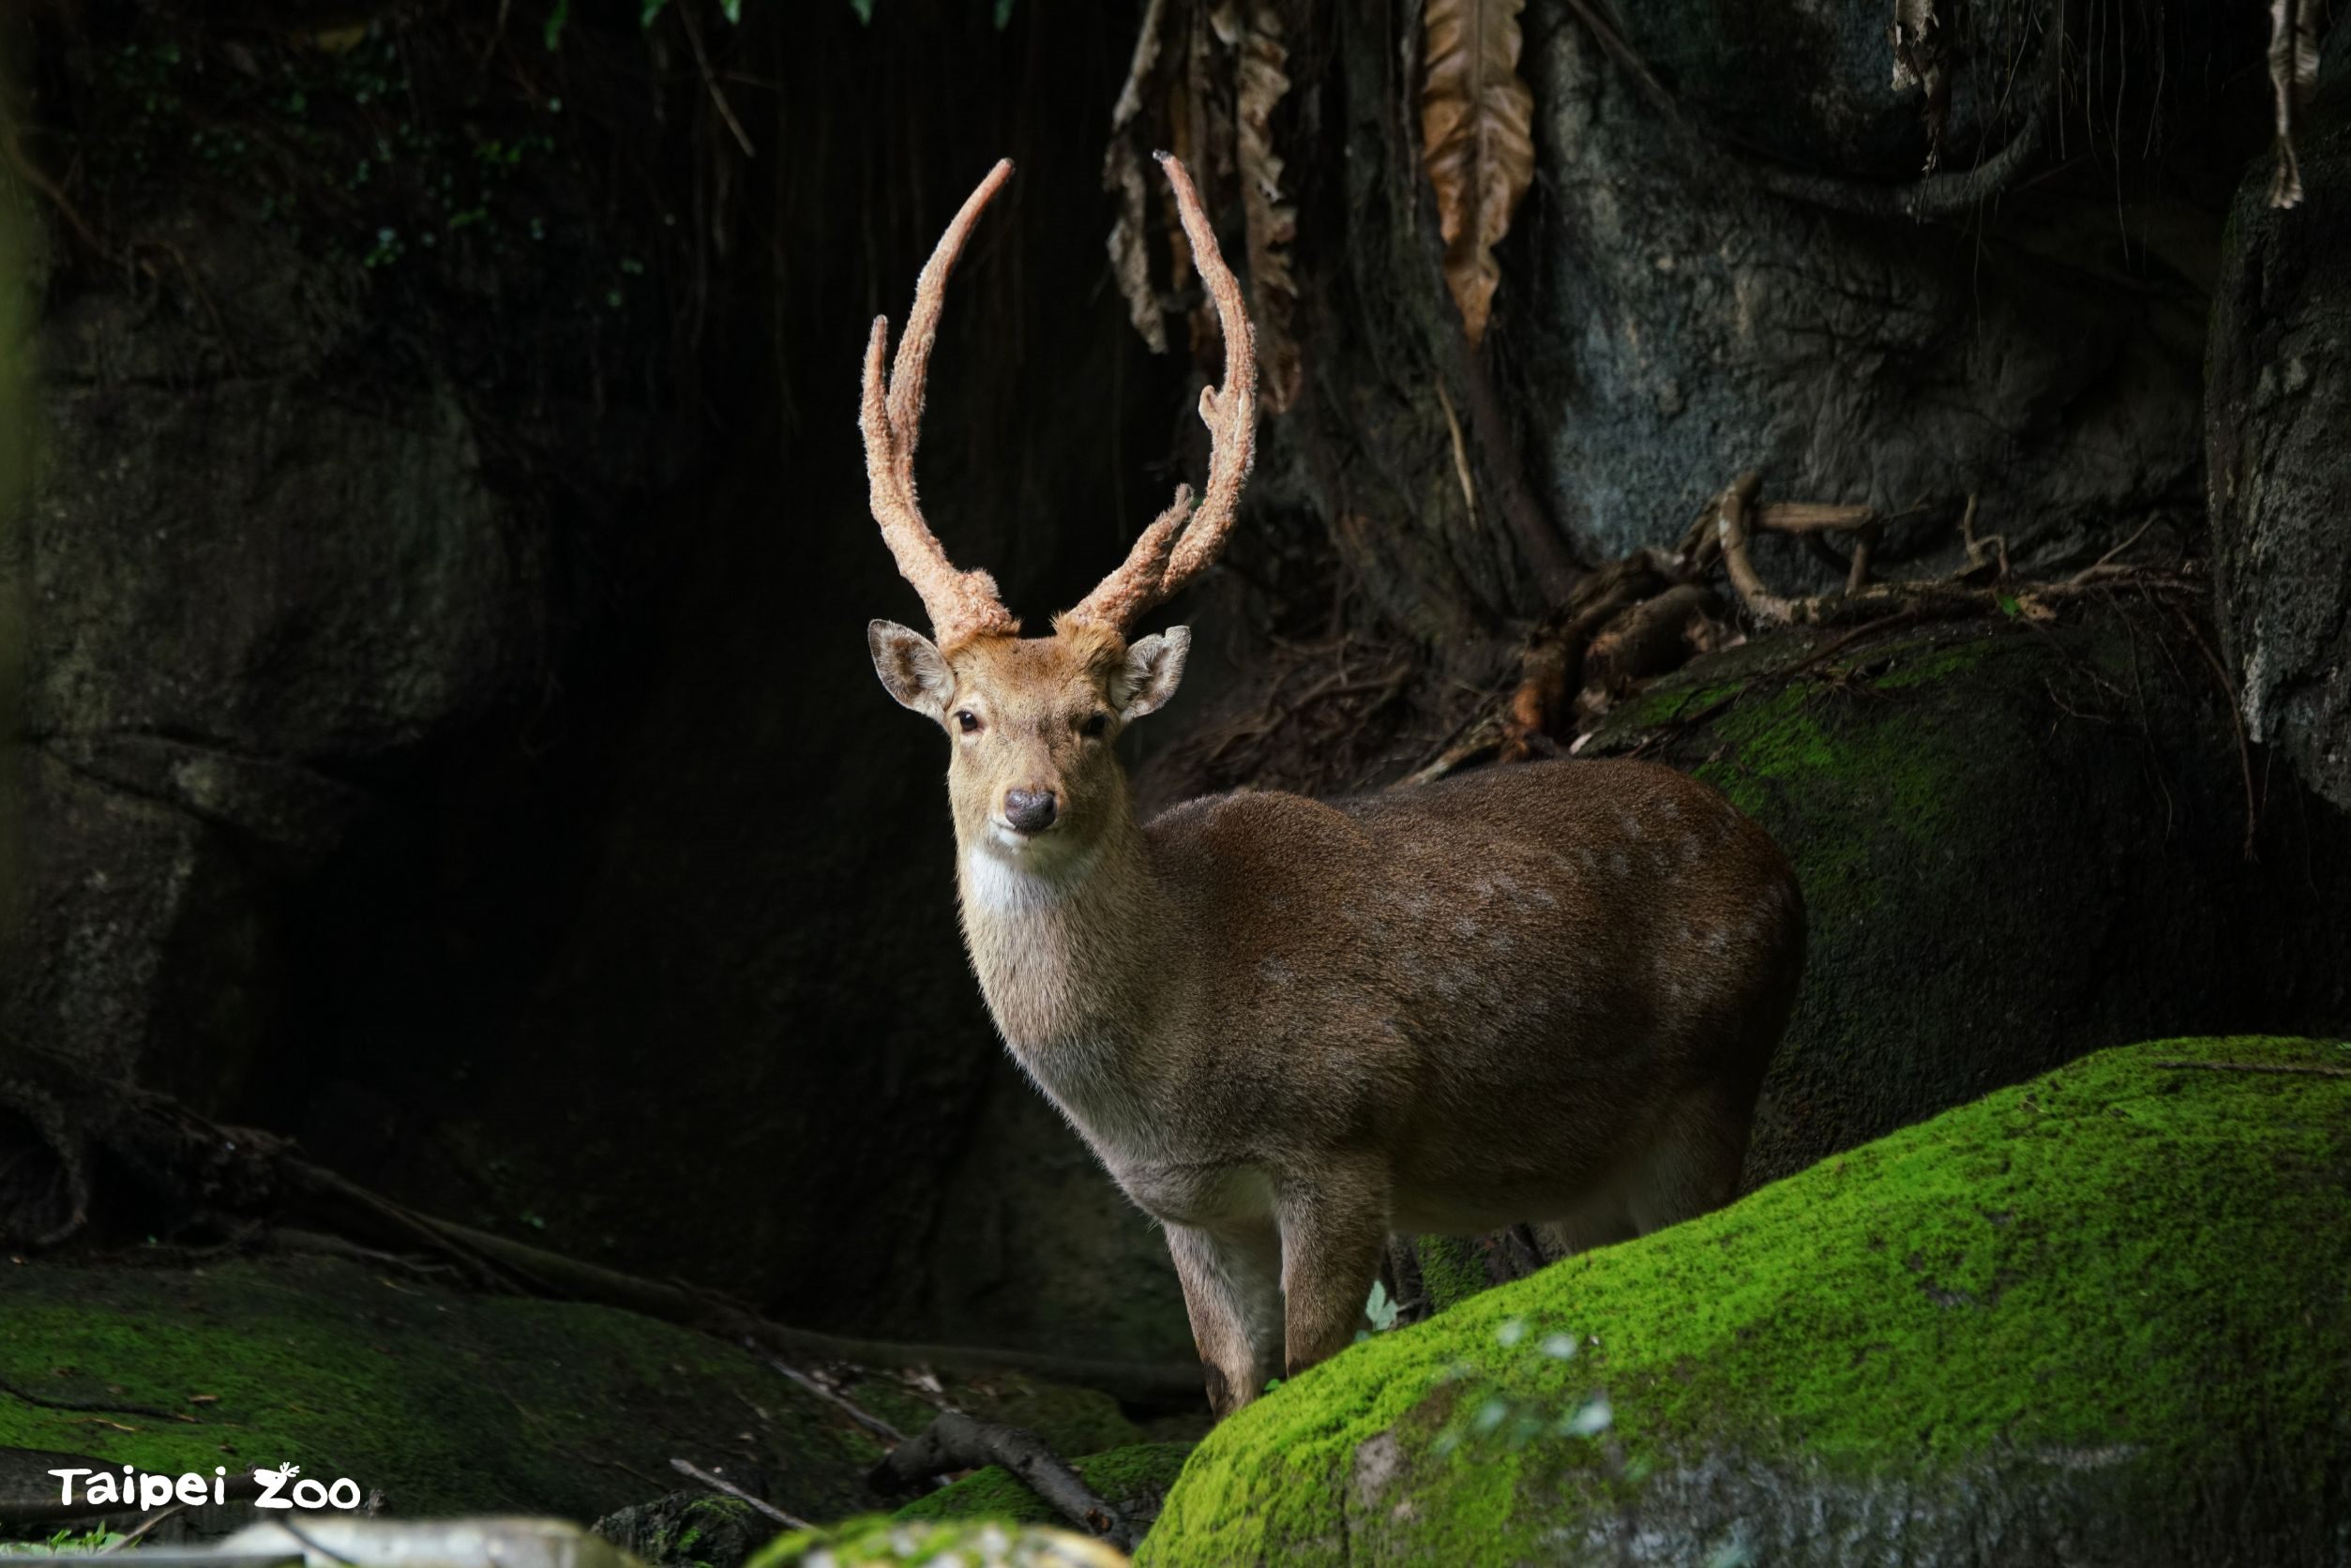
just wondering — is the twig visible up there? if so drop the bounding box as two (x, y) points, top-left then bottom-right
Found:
(1959, 493), (2008, 580)
(2150, 1059), (2351, 1079)
(276, 1517), (358, 1567)
(2169, 604), (2260, 862)
(0, 108), (113, 261)
(103, 1504), (187, 1553)
(669, 1458), (811, 1531)
(869, 1412), (1136, 1551)
(762, 1358), (905, 1444)
(2069, 518), (2155, 585)
(672, 3), (754, 158)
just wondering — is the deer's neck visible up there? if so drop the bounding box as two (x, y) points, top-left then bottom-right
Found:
(956, 807), (1167, 1063)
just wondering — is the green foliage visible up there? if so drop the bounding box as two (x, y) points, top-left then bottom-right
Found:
(1139, 1037), (2351, 1564)
(0, 1530), (126, 1556)
(1424, 1318), (1596, 1457)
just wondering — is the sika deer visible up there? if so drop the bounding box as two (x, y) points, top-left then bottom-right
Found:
(861, 155), (1805, 1416)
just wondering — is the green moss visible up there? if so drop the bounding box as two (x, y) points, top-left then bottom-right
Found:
(1409, 1236), (1492, 1315)
(1140, 1038), (2351, 1565)
(0, 1254), (884, 1523)
(894, 1441), (1193, 1528)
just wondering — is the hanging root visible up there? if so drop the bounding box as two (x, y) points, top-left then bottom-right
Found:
(1408, 465), (2194, 783)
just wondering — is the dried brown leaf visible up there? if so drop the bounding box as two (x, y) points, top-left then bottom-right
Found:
(1105, 0), (1175, 352)
(1420, 0), (1537, 345)
(1236, 4), (1302, 412)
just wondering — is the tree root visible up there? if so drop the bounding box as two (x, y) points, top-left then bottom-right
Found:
(6, 1088), (1208, 1410)
(869, 1411), (1137, 1551)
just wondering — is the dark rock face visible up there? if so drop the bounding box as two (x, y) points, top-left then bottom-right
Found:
(1510, 2), (2250, 570)
(1, 6), (1193, 1364)
(17, 222), (548, 1098)
(2208, 83), (2351, 814)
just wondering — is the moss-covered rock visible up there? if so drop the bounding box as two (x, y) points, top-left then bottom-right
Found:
(1583, 611), (2351, 1188)
(593, 1492), (769, 1568)
(1144, 1037), (2351, 1565)
(893, 1443), (1193, 1534)
(0, 1253), (886, 1523)
(749, 1516), (1127, 1568)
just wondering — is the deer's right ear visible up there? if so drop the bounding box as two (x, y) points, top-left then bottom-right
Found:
(869, 620), (955, 715)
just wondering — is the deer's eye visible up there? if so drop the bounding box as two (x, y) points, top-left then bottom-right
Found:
(1080, 713), (1110, 740)
(957, 710), (982, 733)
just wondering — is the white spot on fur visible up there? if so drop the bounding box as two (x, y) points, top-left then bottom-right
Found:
(1609, 852), (1631, 877)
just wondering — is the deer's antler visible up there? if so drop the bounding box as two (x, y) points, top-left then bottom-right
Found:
(862, 158), (1023, 648)
(1064, 152), (1258, 635)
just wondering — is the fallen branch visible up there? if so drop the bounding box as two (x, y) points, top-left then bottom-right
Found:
(869, 1411), (1135, 1551)
(668, 1458), (811, 1531)
(0, 1380), (199, 1425)
(2151, 1060), (2351, 1080)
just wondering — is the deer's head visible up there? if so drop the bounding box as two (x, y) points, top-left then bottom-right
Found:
(863, 155), (1255, 874)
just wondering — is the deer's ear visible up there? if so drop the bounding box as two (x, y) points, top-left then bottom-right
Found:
(869, 620), (955, 715)
(1118, 626), (1191, 720)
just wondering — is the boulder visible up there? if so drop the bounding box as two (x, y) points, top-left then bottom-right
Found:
(2208, 75), (2351, 813)
(1581, 609), (2351, 1187)
(0, 1252), (887, 1524)
(1144, 1036), (2351, 1566)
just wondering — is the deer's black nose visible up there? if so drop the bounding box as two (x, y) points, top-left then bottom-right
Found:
(1003, 790), (1059, 834)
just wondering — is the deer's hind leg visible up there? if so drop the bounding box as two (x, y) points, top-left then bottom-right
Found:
(1531, 1084), (1755, 1259)
(1623, 1082), (1753, 1235)
(1166, 1220), (1283, 1417)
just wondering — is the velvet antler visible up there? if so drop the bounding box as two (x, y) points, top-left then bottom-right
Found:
(1062, 152), (1258, 634)
(861, 158), (1023, 648)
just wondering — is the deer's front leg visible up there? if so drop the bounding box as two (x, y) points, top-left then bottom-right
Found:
(1275, 1166), (1393, 1379)
(1165, 1219), (1283, 1417)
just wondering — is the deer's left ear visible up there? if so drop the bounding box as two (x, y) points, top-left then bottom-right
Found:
(1118, 626), (1191, 720)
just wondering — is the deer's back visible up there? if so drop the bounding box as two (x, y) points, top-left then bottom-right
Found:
(1141, 759), (1803, 1170)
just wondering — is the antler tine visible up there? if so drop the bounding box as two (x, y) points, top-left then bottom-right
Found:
(1066, 152), (1258, 634)
(862, 158), (1022, 648)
